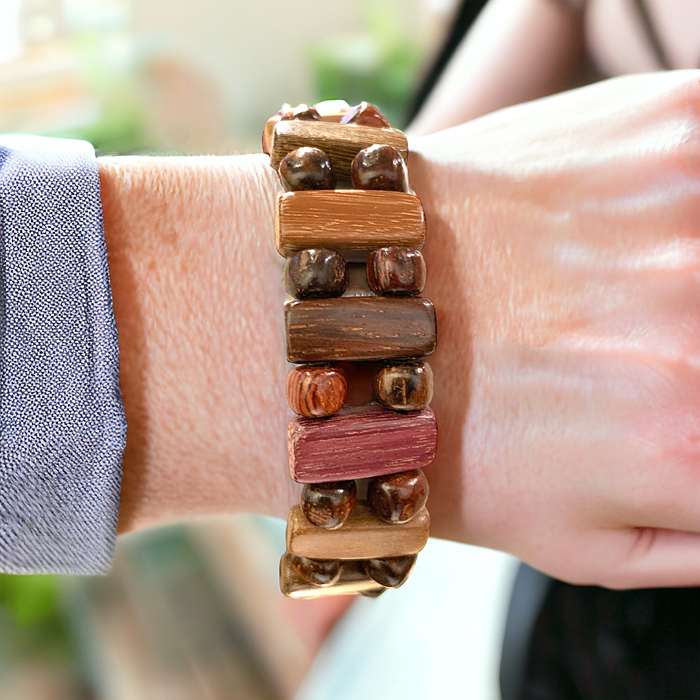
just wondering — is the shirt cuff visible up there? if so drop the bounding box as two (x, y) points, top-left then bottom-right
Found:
(0, 135), (127, 575)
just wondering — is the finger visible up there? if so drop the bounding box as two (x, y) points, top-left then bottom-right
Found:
(600, 528), (700, 589)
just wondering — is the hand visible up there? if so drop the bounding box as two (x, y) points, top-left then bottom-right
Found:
(411, 70), (700, 588)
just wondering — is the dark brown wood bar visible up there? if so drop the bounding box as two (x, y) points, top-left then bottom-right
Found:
(285, 296), (436, 363)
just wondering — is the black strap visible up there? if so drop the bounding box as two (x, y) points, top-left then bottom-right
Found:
(405, 0), (490, 123)
(631, 0), (673, 70)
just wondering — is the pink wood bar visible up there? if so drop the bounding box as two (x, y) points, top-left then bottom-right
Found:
(288, 405), (437, 483)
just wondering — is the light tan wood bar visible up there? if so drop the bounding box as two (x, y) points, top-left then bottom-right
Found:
(276, 190), (425, 261)
(270, 119), (408, 175)
(286, 504), (430, 560)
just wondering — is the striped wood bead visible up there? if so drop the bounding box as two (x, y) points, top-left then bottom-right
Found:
(286, 365), (347, 417)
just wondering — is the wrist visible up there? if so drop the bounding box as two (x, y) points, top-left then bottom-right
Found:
(100, 154), (296, 533)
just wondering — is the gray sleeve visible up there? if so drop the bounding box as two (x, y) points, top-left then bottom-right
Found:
(0, 135), (126, 575)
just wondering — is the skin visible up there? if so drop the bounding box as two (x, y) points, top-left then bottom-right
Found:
(101, 71), (700, 592)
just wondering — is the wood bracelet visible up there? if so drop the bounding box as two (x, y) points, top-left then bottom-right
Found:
(262, 100), (437, 598)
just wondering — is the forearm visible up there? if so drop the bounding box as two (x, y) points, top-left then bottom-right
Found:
(409, 0), (584, 136)
(99, 155), (296, 532)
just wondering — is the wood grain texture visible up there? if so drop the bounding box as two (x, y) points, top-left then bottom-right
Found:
(286, 365), (347, 417)
(285, 296), (436, 363)
(367, 247), (426, 296)
(374, 360), (434, 411)
(367, 469), (429, 524)
(288, 405), (437, 483)
(276, 190), (425, 261)
(279, 552), (385, 598)
(283, 248), (348, 299)
(270, 119), (408, 176)
(301, 480), (356, 528)
(286, 503), (430, 559)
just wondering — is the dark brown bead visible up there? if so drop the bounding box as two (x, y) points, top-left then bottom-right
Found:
(281, 104), (323, 122)
(374, 361), (433, 411)
(363, 554), (417, 588)
(287, 365), (347, 417)
(360, 587), (386, 598)
(367, 469), (429, 524)
(301, 480), (357, 528)
(340, 101), (392, 128)
(290, 554), (342, 586)
(284, 249), (348, 299)
(279, 147), (335, 191)
(367, 246), (425, 295)
(351, 145), (408, 192)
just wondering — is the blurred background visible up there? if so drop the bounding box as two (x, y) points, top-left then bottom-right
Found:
(0, 1), (518, 699)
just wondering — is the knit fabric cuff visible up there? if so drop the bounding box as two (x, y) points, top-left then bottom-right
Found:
(0, 135), (126, 575)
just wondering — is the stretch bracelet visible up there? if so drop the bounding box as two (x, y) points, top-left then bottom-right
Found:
(262, 100), (437, 598)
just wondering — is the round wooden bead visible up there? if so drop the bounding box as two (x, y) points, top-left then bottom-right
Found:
(290, 554), (342, 586)
(279, 147), (335, 191)
(284, 249), (348, 299)
(367, 469), (429, 524)
(363, 554), (417, 588)
(374, 360), (433, 411)
(301, 480), (357, 529)
(360, 588), (386, 598)
(286, 365), (347, 418)
(340, 101), (392, 128)
(351, 145), (408, 192)
(367, 246), (425, 296)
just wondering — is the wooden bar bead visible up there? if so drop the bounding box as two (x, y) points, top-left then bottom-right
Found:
(363, 554), (417, 588)
(367, 247), (426, 296)
(280, 553), (384, 598)
(367, 469), (429, 524)
(270, 119), (408, 175)
(287, 503), (430, 560)
(288, 554), (342, 586)
(276, 190), (425, 262)
(286, 296), (436, 363)
(351, 145), (408, 192)
(284, 249), (348, 299)
(301, 480), (357, 529)
(288, 405), (437, 483)
(375, 360), (434, 411)
(286, 365), (347, 417)
(262, 103), (291, 155)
